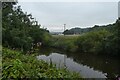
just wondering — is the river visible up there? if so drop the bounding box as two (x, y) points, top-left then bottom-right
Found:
(36, 47), (120, 78)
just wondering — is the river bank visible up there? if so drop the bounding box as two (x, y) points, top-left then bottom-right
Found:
(2, 48), (81, 79)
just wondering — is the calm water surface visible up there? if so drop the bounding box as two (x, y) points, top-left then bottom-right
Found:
(37, 47), (120, 78)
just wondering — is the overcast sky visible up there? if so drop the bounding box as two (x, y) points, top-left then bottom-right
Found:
(18, 1), (119, 32)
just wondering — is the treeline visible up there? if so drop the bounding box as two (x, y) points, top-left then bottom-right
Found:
(2, 2), (51, 52)
(51, 19), (120, 56)
(63, 27), (91, 35)
(63, 24), (114, 35)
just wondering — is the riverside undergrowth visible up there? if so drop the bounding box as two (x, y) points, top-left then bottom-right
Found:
(2, 48), (82, 79)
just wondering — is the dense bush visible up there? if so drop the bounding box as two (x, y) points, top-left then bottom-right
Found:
(2, 48), (81, 79)
(76, 29), (111, 54)
(103, 19), (120, 56)
(76, 19), (120, 56)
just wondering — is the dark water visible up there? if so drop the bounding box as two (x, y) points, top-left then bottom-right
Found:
(37, 47), (120, 78)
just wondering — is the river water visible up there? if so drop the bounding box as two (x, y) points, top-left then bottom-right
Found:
(36, 47), (120, 78)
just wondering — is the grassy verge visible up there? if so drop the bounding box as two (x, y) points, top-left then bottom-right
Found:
(51, 35), (79, 52)
(2, 48), (81, 79)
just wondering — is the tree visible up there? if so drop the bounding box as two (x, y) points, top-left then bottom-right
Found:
(2, 2), (51, 53)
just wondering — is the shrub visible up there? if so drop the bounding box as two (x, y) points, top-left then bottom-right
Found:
(2, 48), (81, 79)
(76, 29), (111, 54)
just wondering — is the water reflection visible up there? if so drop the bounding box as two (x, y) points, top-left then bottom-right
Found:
(37, 47), (120, 78)
(37, 53), (107, 78)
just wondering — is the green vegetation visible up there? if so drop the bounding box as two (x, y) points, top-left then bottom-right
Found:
(2, 48), (81, 79)
(2, 2), (120, 79)
(51, 19), (120, 56)
(79, 19), (120, 56)
(76, 29), (111, 54)
(2, 2), (82, 79)
(51, 35), (79, 52)
(63, 27), (91, 35)
(63, 24), (113, 35)
(2, 2), (119, 56)
(2, 2), (51, 52)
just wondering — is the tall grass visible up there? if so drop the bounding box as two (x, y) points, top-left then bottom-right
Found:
(51, 35), (79, 52)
